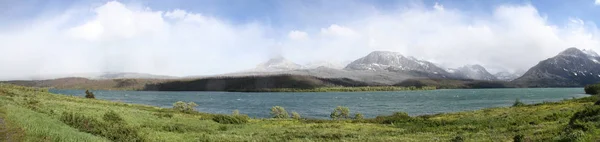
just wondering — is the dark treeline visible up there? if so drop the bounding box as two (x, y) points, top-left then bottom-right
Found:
(143, 74), (375, 91)
(395, 78), (514, 89)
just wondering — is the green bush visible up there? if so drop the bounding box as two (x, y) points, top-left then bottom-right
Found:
(232, 109), (240, 115)
(513, 134), (525, 142)
(270, 106), (288, 119)
(584, 84), (600, 95)
(84, 90), (95, 99)
(212, 114), (249, 124)
(354, 113), (364, 120)
(153, 112), (174, 118)
(372, 112), (412, 124)
(60, 112), (143, 141)
(568, 106), (600, 130)
(595, 100), (600, 106)
(103, 111), (124, 124)
(291, 111), (301, 120)
(513, 98), (526, 107)
(173, 101), (198, 113)
(330, 106), (350, 120)
(450, 135), (464, 142)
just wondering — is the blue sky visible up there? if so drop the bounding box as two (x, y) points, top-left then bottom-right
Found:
(3, 0), (599, 30)
(0, 0), (600, 79)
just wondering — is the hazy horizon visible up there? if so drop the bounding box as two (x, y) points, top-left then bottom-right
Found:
(2, 0), (600, 80)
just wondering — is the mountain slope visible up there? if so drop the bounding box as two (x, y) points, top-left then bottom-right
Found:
(449, 65), (498, 81)
(512, 47), (600, 87)
(253, 56), (302, 72)
(345, 51), (450, 78)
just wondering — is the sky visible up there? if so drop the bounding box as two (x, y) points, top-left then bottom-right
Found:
(1, 0), (600, 80)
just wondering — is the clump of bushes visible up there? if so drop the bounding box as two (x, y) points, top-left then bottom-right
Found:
(372, 112), (412, 124)
(557, 105), (600, 141)
(330, 106), (350, 120)
(513, 98), (526, 107)
(173, 101), (198, 113)
(450, 135), (464, 142)
(85, 90), (95, 99)
(291, 111), (301, 120)
(354, 113), (364, 120)
(584, 84), (600, 95)
(270, 106), (289, 119)
(153, 112), (174, 118)
(212, 114), (249, 124)
(60, 111), (143, 141)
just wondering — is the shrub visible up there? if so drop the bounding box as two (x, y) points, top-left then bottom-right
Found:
(569, 106), (600, 129)
(153, 112), (174, 118)
(330, 106), (350, 120)
(212, 114), (248, 124)
(232, 109), (240, 115)
(354, 113), (364, 120)
(584, 84), (600, 95)
(60, 112), (143, 141)
(291, 111), (301, 120)
(103, 111), (124, 124)
(513, 134), (525, 142)
(450, 135), (464, 142)
(372, 112), (412, 124)
(84, 90), (95, 99)
(270, 106), (288, 119)
(595, 100), (600, 106)
(513, 98), (526, 107)
(173, 101), (198, 113)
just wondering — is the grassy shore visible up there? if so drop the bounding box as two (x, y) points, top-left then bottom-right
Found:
(1, 84), (599, 141)
(234, 86), (437, 92)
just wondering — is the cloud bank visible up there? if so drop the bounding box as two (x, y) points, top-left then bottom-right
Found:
(0, 1), (599, 80)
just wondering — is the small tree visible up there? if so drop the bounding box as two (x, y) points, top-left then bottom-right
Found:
(291, 111), (301, 120)
(270, 106), (288, 119)
(354, 113), (364, 120)
(173, 101), (198, 113)
(330, 106), (350, 120)
(232, 109), (240, 116)
(85, 90), (95, 99)
(513, 98), (525, 107)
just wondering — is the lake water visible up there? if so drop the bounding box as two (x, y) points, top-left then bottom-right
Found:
(50, 88), (588, 119)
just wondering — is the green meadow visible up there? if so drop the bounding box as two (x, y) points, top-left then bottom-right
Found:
(1, 83), (599, 141)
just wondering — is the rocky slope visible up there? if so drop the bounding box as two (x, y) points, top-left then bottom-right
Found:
(512, 47), (600, 87)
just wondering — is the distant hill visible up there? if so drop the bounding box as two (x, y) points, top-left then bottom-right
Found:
(143, 74), (375, 91)
(512, 48), (600, 87)
(3, 77), (167, 90)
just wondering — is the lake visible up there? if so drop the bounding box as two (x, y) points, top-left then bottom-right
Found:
(50, 88), (588, 119)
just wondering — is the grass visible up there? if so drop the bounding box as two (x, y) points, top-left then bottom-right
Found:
(0, 83), (599, 141)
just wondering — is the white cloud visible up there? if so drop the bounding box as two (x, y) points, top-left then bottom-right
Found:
(320, 24), (359, 37)
(0, 1), (274, 79)
(433, 2), (444, 11)
(288, 30), (308, 40)
(596, 0), (600, 5)
(1, 1), (600, 79)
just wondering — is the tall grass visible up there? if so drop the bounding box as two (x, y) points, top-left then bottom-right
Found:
(1, 83), (599, 141)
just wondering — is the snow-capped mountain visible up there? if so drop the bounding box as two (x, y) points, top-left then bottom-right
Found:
(344, 51), (449, 76)
(449, 65), (498, 81)
(253, 56), (302, 72)
(494, 70), (525, 81)
(303, 61), (348, 69)
(513, 47), (600, 87)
